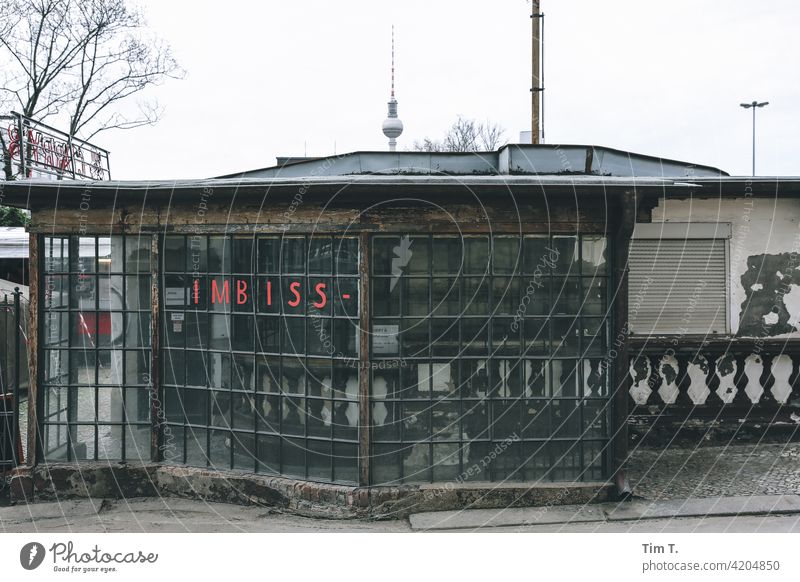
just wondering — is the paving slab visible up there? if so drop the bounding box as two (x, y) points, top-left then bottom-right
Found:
(410, 495), (800, 530)
(409, 503), (606, 531)
(0, 499), (101, 526)
(606, 495), (800, 521)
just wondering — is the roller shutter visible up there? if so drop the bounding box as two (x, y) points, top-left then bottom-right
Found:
(628, 238), (727, 335)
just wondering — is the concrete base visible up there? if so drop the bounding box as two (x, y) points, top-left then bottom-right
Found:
(9, 466), (33, 503)
(25, 462), (614, 519)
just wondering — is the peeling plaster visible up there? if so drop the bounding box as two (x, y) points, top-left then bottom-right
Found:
(652, 197), (800, 337)
(740, 253), (798, 336)
(786, 284), (800, 330)
(762, 311), (779, 325)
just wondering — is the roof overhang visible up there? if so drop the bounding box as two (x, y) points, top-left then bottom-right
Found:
(0, 175), (797, 211)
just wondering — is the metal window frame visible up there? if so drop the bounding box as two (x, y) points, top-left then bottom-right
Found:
(368, 233), (612, 485)
(38, 234), (154, 463)
(158, 233), (361, 485)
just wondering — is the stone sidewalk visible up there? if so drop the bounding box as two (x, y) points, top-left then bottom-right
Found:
(2, 442), (799, 532)
(628, 442), (800, 499)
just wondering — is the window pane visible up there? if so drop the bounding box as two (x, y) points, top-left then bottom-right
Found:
(461, 318), (489, 356)
(431, 319), (458, 356)
(492, 277), (520, 316)
(208, 236), (231, 273)
(371, 278), (400, 317)
(554, 277), (581, 315)
(256, 315), (280, 353)
(493, 236), (521, 274)
(583, 277), (607, 316)
(401, 318), (429, 358)
(552, 235), (579, 274)
(333, 319), (357, 358)
(72, 236), (97, 272)
(164, 236), (185, 272)
(233, 237), (255, 273)
(463, 278), (489, 315)
(582, 236), (607, 275)
(333, 278), (358, 318)
(372, 236), (399, 275)
(432, 236), (463, 274)
(524, 236), (552, 274)
(44, 237), (69, 272)
(524, 319), (549, 355)
(281, 237), (305, 274)
(464, 237), (489, 274)
(403, 278), (429, 316)
(333, 237), (358, 275)
(257, 237), (280, 273)
(308, 236), (332, 274)
(432, 277), (459, 316)
(126, 236), (151, 273)
(405, 236), (429, 274)
(307, 277), (331, 316)
(188, 235), (207, 272)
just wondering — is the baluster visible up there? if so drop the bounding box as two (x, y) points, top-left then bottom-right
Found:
(686, 354), (711, 405)
(629, 354), (653, 405)
(743, 353), (765, 404)
(771, 354), (793, 404)
(657, 353), (680, 404)
(714, 353), (738, 404)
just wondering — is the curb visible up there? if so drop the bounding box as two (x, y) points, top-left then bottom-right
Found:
(409, 495), (800, 531)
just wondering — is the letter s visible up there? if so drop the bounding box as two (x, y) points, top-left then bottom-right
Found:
(288, 281), (301, 307)
(312, 282), (327, 309)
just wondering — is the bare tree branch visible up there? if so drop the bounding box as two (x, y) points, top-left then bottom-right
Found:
(0, 0), (184, 179)
(413, 116), (506, 153)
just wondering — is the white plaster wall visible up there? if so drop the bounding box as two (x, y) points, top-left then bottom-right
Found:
(651, 196), (800, 337)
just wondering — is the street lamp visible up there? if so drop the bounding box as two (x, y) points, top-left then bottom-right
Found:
(739, 100), (769, 176)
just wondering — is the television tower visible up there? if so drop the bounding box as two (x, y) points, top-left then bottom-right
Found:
(382, 25), (403, 151)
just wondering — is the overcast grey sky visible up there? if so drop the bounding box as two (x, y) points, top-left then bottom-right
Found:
(103, 0), (799, 179)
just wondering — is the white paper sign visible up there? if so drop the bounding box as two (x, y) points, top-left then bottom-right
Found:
(372, 324), (399, 354)
(165, 287), (186, 306)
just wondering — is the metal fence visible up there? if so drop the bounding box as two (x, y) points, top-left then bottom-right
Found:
(0, 290), (29, 473)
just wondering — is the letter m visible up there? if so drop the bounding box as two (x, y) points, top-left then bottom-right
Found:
(211, 279), (230, 304)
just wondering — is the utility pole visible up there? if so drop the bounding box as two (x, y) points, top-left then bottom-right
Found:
(739, 100), (768, 176)
(531, 1), (543, 144)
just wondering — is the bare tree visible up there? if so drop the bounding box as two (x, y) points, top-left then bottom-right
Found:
(412, 137), (445, 153)
(413, 116), (507, 152)
(0, 0), (183, 178)
(478, 119), (506, 150)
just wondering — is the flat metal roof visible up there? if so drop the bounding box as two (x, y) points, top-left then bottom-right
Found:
(215, 144), (729, 180)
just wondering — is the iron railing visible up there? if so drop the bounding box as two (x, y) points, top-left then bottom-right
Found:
(0, 289), (29, 474)
(0, 112), (111, 181)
